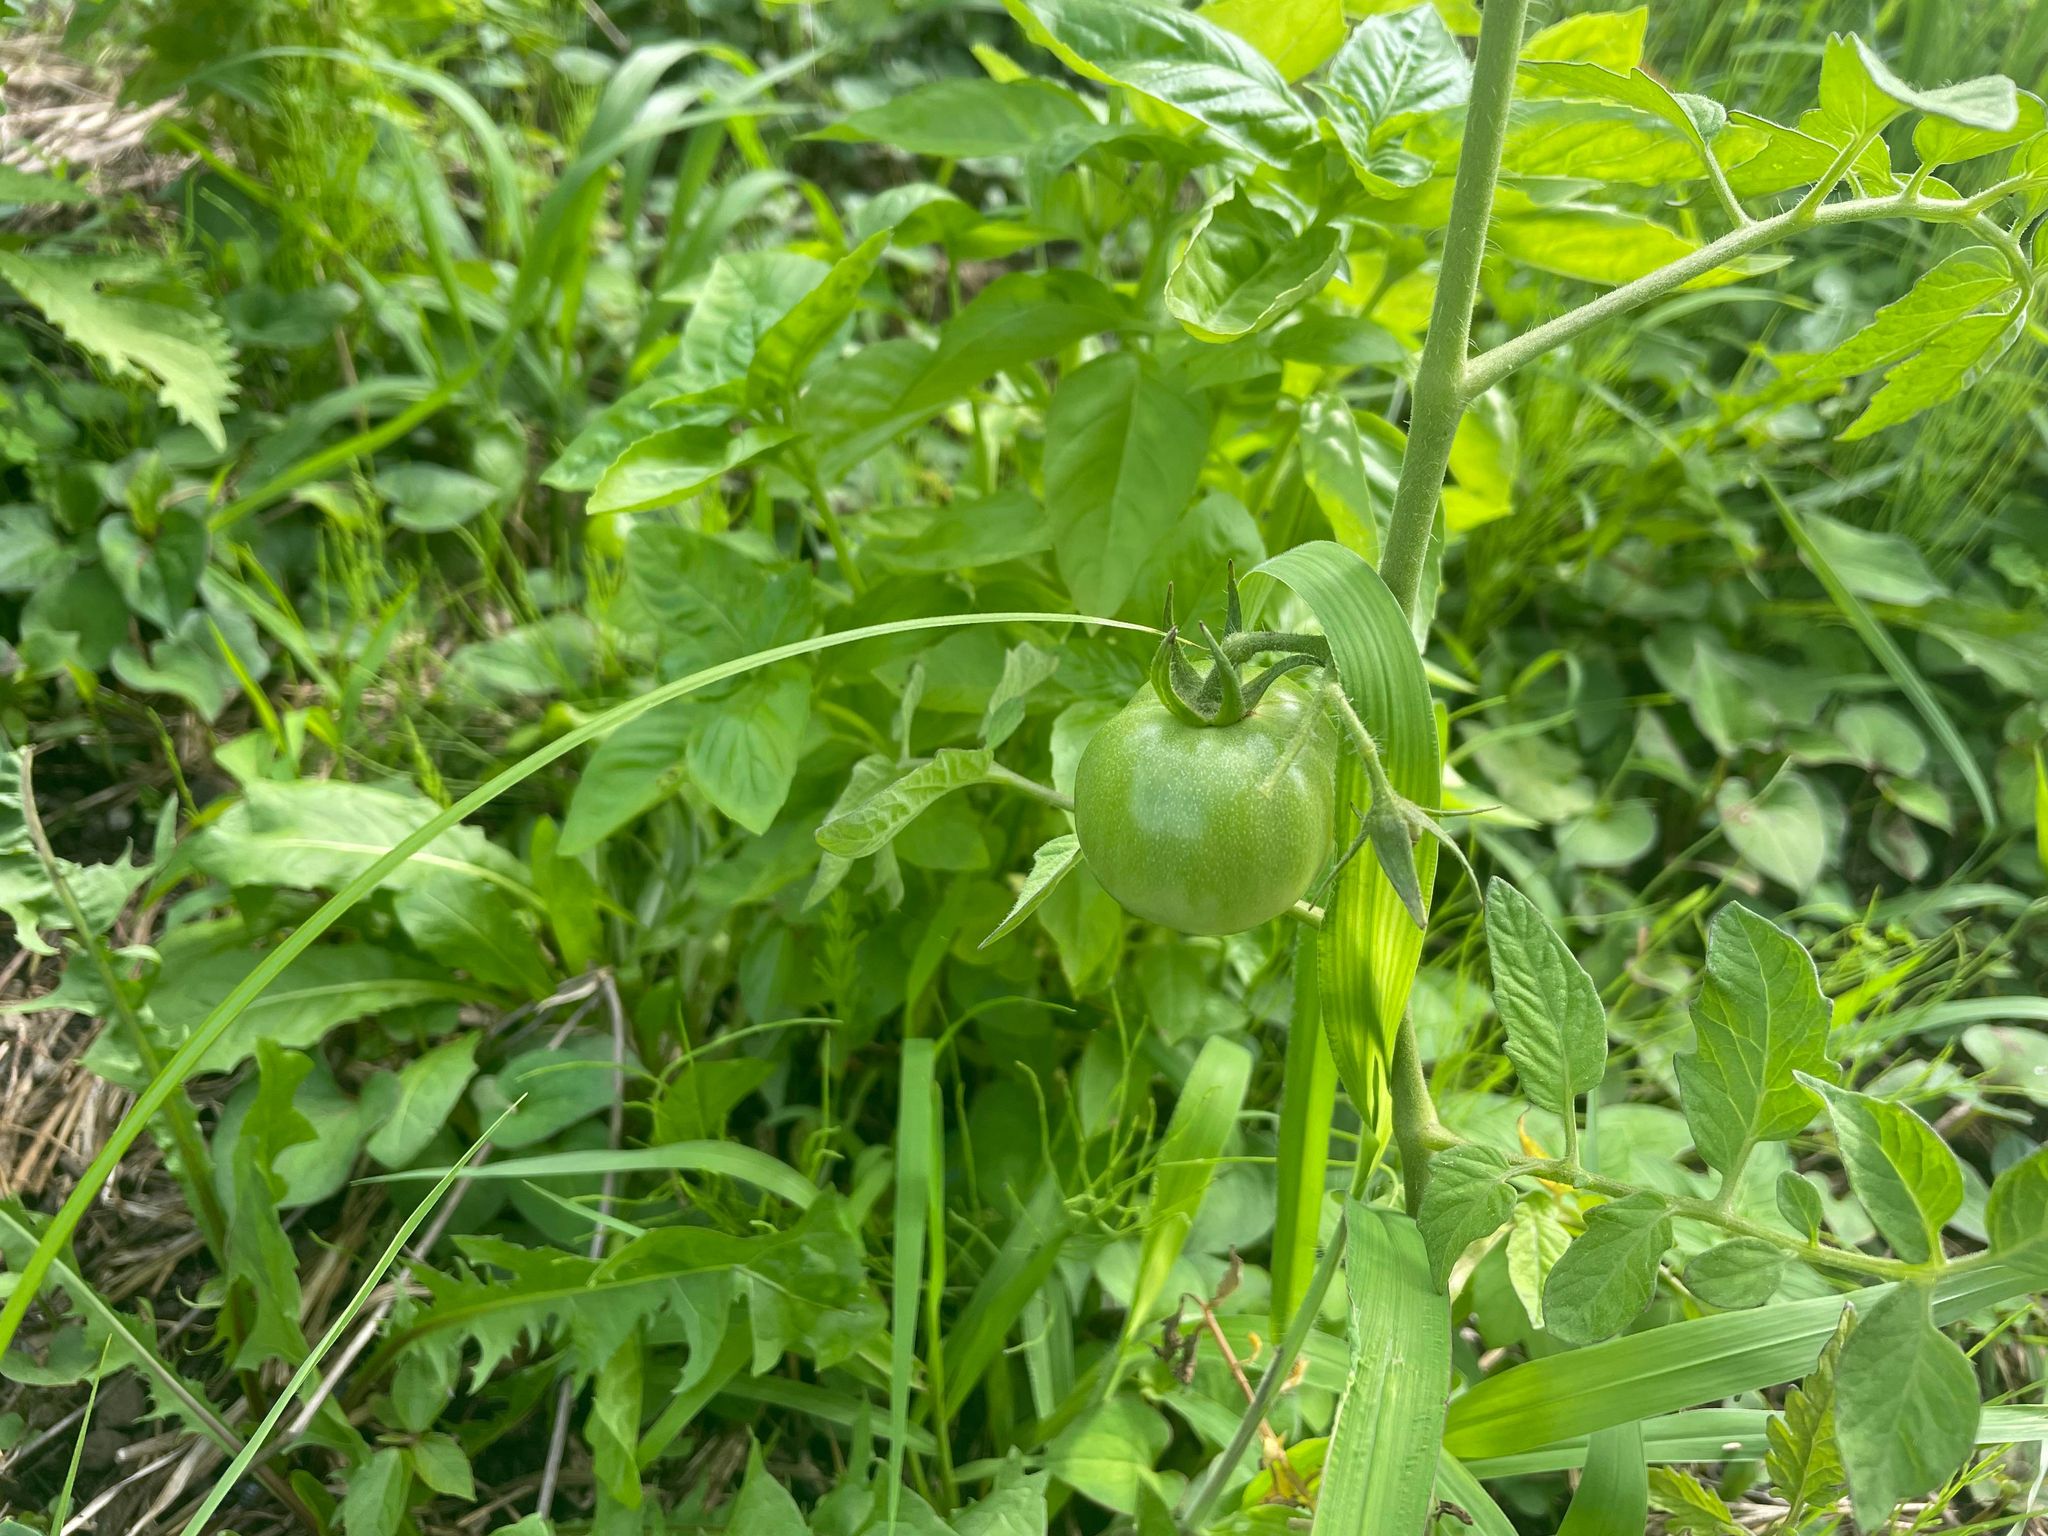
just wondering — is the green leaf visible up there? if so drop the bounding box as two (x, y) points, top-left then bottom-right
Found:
(1484, 877), (1606, 1130)
(97, 508), (207, 630)
(1542, 1191), (1673, 1346)
(981, 833), (1083, 948)
(1801, 1075), (1963, 1264)
(1005, 0), (1318, 166)
(1789, 247), (2016, 389)
(588, 423), (791, 516)
(558, 695), (694, 855)
(394, 866), (552, 998)
(817, 748), (997, 858)
(1556, 1419), (1647, 1536)
(376, 462), (503, 532)
(543, 384), (726, 493)
(685, 666), (811, 835)
(1312, 3), (1469, 147)
(1163, 189), (1342, 341)
(1427, 99), (1719, 184)
(1523, 6), (1646, 68)
(982, 643), (1062, 749)
(474, 1038), (623, 1151)
(1312, 1203), (1451, 1536)
(407, 1433), (475, 1501)
(1122, 1034), (1252, 1338)
(0, 251), (237, 450)
(587, 1332), (644, 1507)
(1646, 1468), (1742, 1534)
(672, 250), (828, 393)
(1777, 1170), (1824, 1243)
(364, 1033), (482, 1170)
(1516, 60), (1744, 182)
(897, 269), (1128, 418)
(814, 77), (1095, 158)
(728, 1443), (811, 1536)
(1045, 1396), (1174, 1513)
(221, 1041), (315, 1369)
(1197, 0), (1343, 81)
(1818, 33), (2019, 139)
(1834, 1284), (1980, 1530)
(1986, 1147), (2048, 1262)
(1715, 771), (1828, 894)
(1507, 1194), (1573, 1329)
(1915, 87), (2045, 168)
(1766, 1310), (1850, 1529)
(1838, 302), (2024, 441)
(340, 1446), (410, 1536)
(1297, 396), (1397, 562)
(0, 165), (95, 204)
(1682, 1238), (1785, 1310)
(1675, 904), (1834, 1178)
(1490, 206), (1744, 289)
(1043, 351), (1212, 615)
(1417, 1142), (1515, 1290)
(746, 231), (890, 410)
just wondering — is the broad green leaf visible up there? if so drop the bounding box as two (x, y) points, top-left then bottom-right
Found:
(621, 523), (815, 676)
(1297, 395), (1395, 560)
(1484, 877), (1606, 1129)
(1725, 109), (1896, 198)
(1682, 1238), (1785, 1310)
(898, 268), (1128, 417)
(1417, 1142), (1515, 1289)
(1766, 1311), (1849, 1528)
(1791, 247), (2015, 390)
(1163, 189), (1342, 341)
(1507, 1194), (1572, 1328)
(982, 642), (1062, 748)
(1838, 301), (2024, 441)
(1523, 7), (1646, 68)
(1818, 33), (2019, 140)
(1036, 864), (1126, 995)
(364, 1033), (482, 1170)
(1986, 1148), (2048, 1262)
(1715, 772), (1828, 894)
(728, 1444), (811, 1536)
(587, 1332), (644, 1507)
(393, 866), (552, 998)
(1542, 1191), (1673, 1345)
(1121, 1035), (1252, 1340)
(1647, 1469), (1741, 1534)
(1005, 0), (1318, 166)
(745, 230), (890, 409)
(1310, 1203), (1451, 1536)
(1915, 87), (2045, 168)
(1490, 207), (1728, 288)
(587, 423), (792, 515)
(1043, 351), (1211, 615)
(97, 508), (207, 630)
(671, 250), (827, 392)
(376, 463), (502, 533)
(558, 695), (694, 854)
(1801, 1076), (1963, 1264)
(542, 384), (726, 492)
(1045, 1396), (1174, 1513)
(1198, 0), (1343, 81)
(1962, 1024), (2048, 1106)
(816, 748), (997, 857)
(0, 251), (237, 450)
(340, 1446), (410, 1536)
(980, 833), (1083, 947)
(1675, 904), (1834, 1178)
(1834, 1284), (1979, 1530)
(474, 1038), (623, 1151)
(1517, 60), (1757, 182)
(407, 1434), (475, 1501)
(685, 665), (811, 835)
(1421, 99), (1715, 184)
(1556, 1419), (1647, 1536)
(222, 1042), (315, 1369)
(1313, 2), (1468, 147)
(0, 165), (94, 204)
(813, 77), (1096, 158)
(1777, 1170), (1824, 1242)
(1794, 509), (1947, 606)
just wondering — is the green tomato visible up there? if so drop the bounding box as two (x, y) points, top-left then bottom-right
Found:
(1073, 678), (1337, 935)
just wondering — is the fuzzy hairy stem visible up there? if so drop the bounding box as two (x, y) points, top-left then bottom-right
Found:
(1377, 0), (1532, 620)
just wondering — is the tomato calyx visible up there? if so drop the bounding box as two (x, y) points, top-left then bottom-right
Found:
(1149, 566), (1329, 728)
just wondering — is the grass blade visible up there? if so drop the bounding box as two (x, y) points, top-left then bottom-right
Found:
(363, 1139), (817, 1207)
(1443, 1260), (2046, 1459)
(888, 1039), (939, 1519)
(1272, 928), (1339, 1339)
(1310, 1201), (1451, 1536)
(0, 609), (1151, 1363)
(1556, 1419), (1648, 1535)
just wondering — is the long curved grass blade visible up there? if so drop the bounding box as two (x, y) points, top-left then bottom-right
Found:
(174, 1109), (509, 1536)
(1310, 1201), (1450, 1536)
(1443, 1260), (2045, 1458)
(1436, 1452), (1520, 1536)
(1272, 928), (1339, 1338)
(1116, 1035), (1253, 1380)
(361, 1139), (818, 1207)
(887, 1040), (938, 1521)
(1773, 480), (1998, 830)
(0, 609), (1150, 1362)
(1248, 542), (1440, 1154)
(1557, 1419), (1648, 1535)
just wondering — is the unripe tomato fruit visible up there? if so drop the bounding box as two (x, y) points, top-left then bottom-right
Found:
(1073, 679), (1337, 935)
